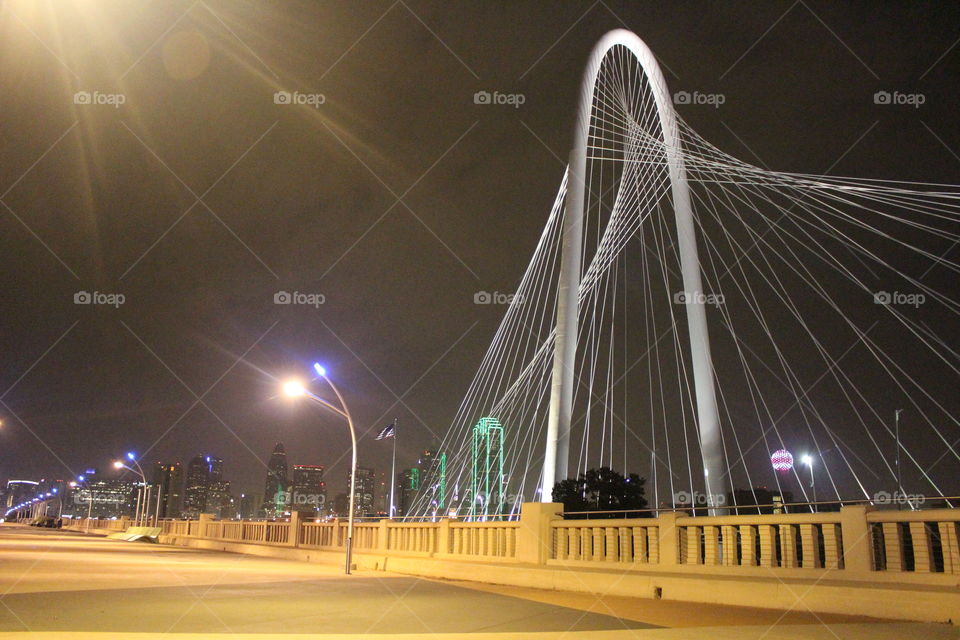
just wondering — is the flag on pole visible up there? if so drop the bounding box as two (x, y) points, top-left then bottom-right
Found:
(375, 422), (396, 440)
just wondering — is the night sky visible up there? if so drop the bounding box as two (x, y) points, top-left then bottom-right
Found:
(1, 1), (958, 499)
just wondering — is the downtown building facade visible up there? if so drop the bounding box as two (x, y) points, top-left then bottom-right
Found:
(260, 443), (329, 518)
(347, 466), (376, 516)
(69, 477), (138, 518)
(290, 464), (325, 517)
(262, 443), (289, 518)
(182, 454), (231, 518)
(470, 417), (505, 518)
(417, 448), (447, 513)
(395, 467), (420, 517)
(152, 462), (183, 519)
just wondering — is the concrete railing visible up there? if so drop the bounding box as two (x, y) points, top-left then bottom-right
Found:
(385, 520), (437, 555)
(62, 517), (129, 533)
(674, 512), (845, 569)
(66, 505), (960, 576)
(546, 507), (960, 576)
(448, 520), (519, 559)
(552, 517), (659, 564)
(869, 508), (960, 573)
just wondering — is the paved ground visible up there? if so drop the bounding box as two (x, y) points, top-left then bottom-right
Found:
(0, 525), (955, 639)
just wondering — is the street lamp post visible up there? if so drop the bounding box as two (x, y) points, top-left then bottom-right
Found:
(77, 476), (94, 532)
(51, 489), (63, 520)
(283, 363), (358, 575)
(155, 480), (163, 524)
(801, 454), (816, 511)
(116, 454), (149, 526)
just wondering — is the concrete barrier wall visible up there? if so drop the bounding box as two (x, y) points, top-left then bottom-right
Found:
(64, 503), (960, 623)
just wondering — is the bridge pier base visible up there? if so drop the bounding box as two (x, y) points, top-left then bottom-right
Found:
(517, 502), (562, 564)
(840, 504), (875, 572)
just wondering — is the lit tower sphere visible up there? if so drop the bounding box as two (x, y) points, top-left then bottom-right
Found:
(771, 449), (794, 473)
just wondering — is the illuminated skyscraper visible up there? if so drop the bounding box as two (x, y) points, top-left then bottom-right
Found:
(183, 454), (223, 517)
(470, 417), (505, 518)
(347, 466), (376, 516)
(152, 462), (183, 519)
(395, 467), (420, 517)
(291, 464), (325, 516)
(262, 443), (289, 517)
(206, 480), (235, 519)
(73, 478), (137, 518)
(418, 448), (446, 511)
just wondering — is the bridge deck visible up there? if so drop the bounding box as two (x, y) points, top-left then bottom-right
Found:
(0, 525), (951, 639)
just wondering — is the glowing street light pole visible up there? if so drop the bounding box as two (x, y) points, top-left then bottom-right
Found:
(115, 453), (149, 526)
(50, 489), (63, 520)
(283, 363), (358, 575)
(128, 454), (154, 525)
(76, 475), (95, 531)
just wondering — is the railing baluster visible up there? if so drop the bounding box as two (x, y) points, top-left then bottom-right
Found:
(780, 524), (798, 568)
(909, 522), (933, 573)
(722, 525), (738, 566)
(758, 525), (775, 567)
(938, 521), (960, 574)
(703, 525), (720, 565)
(800, 523), (822, 569)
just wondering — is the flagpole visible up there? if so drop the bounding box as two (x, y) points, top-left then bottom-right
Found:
(390, 418), (397, 519)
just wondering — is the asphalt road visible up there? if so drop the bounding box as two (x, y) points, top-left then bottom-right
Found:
(0, 526), (652, 634)
(0, 525), (953, 639)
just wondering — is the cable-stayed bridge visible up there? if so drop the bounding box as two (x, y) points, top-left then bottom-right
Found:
(410, 30), (960, 519)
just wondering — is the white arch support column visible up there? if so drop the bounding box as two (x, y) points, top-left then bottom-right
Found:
(541, 29), (729, 515)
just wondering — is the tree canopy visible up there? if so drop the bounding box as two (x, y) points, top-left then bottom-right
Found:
(551, 467), (648, 518)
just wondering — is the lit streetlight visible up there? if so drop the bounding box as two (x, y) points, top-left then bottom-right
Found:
(115, 453), (150, 526)
(282, 363), (358, 575)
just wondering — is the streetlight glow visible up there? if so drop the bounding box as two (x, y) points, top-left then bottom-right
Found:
(283, 380), (306, 397)
(802, 454), (813, 466)
(279, 363), (357, 575)
(113, 460), (125, 469)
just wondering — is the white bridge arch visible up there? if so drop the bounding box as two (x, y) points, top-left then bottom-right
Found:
(542, 29), (727, 512)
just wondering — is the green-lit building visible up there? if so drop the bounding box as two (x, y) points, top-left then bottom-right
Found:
(470, 417), (505, 519)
